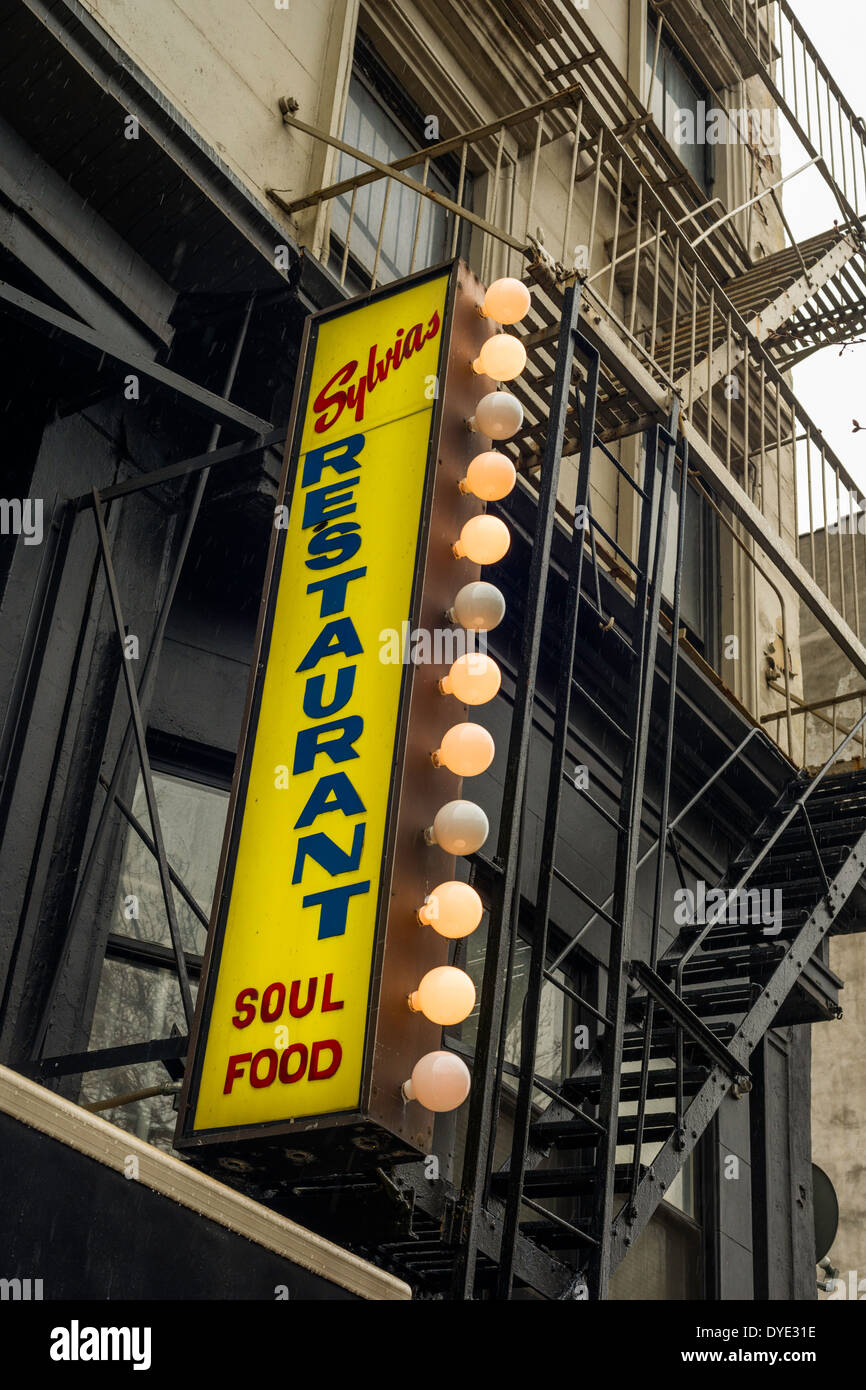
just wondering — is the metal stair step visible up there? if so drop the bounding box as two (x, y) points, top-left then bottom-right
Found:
(530, 1112), (676, 1149)
(520, 1219), (594, 1250)
(678, 983), (757, 1015)
(562, 1065), (707, 1104)
(620, 1020), (735, 1059)
(490, 1164), (645, 1198)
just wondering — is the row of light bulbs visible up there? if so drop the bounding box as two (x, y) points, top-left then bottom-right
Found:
(402, 279), (530, 1114)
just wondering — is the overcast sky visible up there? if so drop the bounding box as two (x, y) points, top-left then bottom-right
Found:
(782, 0), (865, 494)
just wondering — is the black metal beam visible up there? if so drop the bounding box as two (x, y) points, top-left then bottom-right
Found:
(79, 428), (286, 504)
(0, 280), (272, 435)
(39, 1034), (188, 1079)
(588, 405), (679, 1300)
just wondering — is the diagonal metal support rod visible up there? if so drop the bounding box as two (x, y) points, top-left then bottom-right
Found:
(268, 114), (528, 255)
(90, 491), (195, 1026)
(0, 280), (271, 436)
(451, 283), (584, 1300)
(277, 83), (587, 214)
(798, 802), (832, 897)
(98, 775), (209, 930)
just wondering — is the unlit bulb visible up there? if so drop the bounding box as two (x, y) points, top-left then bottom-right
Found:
(449, 581), (506, 631)
(408, 966), (476, 1025)
(473, 333), (526, 381)
(460, 450), (516, 501)
(439, 652), (502, 704)
(472, 391), (523, 440)
(402, 1051), (471, 1111)
(483, 277), (531, 324)
(433, 722), (495, 776)
(453, 514), (510, 564)
(417, 881), (483, 938)
(425, 799), (489, 855)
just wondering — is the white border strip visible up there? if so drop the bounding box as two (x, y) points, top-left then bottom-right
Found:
(0, 1066), (411, 1301)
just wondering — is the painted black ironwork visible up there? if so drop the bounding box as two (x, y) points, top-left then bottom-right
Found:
(451, 281), (585, 1300)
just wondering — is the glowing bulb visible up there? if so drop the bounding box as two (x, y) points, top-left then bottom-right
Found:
(473, 333), (526, 381)
(402, 1051), (471, 1111)
(408, 966), (476, 1025)
(460, 450), (516, 501)
(453, 514), (510, 564)
(483, 276), (531, 325)
(424, 799), (489, 855)
(472, 390), (523, 440)
(439, 652), (501, 704)
(417, 881), (484, 938)
(433, 722), (495, 776)
(448, 581), (506, 631)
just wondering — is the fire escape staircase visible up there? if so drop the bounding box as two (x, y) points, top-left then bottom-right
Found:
(499, 762), (866, 1294)
(654, 224), (865, 402)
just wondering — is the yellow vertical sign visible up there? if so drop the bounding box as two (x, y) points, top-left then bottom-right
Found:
(186, 271), (450, 1135)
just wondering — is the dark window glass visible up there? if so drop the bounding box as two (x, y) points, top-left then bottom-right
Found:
(646, 17), (714, 193)
(79, 765), (229, 1150)
(328, 44), (470, 289)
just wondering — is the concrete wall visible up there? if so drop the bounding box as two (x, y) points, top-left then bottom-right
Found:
(77, 0), (359, 248)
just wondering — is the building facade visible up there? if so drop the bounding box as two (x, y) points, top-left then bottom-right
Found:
(2, 0), (866, 1300)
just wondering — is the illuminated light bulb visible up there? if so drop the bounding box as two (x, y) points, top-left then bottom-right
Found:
(483, 276), (532, 325)
(453, 514), (510, 564)
(432, 722), (495, 776)
(402, 1051), (471, 1111)
(408, 966), (476, 1025)
(473, 332), (526, 381)
(424, 799), (489, 855)
(472, 390), (523, 440)
(439, 652), (501, 705)
(417, 880), (484, 938)
(448, 581), (506, 631)
(460, 450), (516, 502)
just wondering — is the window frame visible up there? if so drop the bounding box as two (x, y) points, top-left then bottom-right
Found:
(329, 36), (473, 290)
(646, 13), (716, 195)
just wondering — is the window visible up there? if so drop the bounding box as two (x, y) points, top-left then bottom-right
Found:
(661, 467), (721, 664)
(329, 42), (470, 289)
(646, 16), (714, 193)
(78, 753), (230, 1150)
